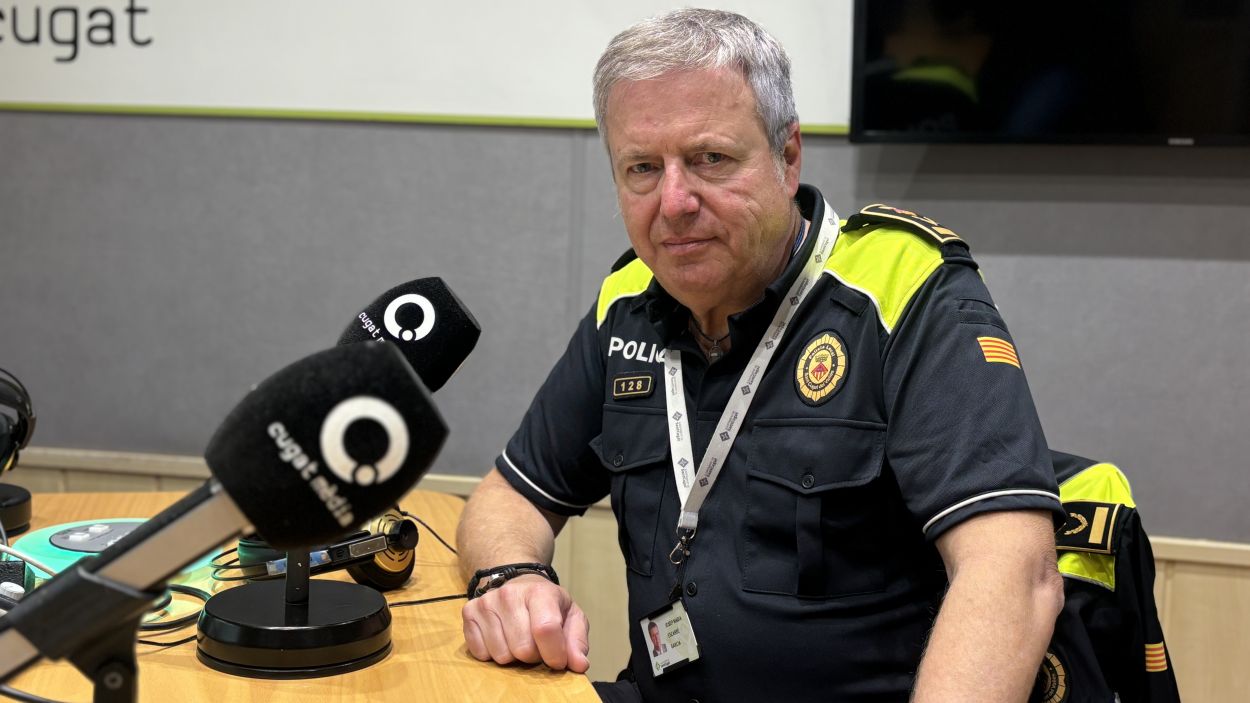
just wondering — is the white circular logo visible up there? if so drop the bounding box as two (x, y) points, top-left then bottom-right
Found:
(319, 396), (409, 485)
(383, 294), (436, 342)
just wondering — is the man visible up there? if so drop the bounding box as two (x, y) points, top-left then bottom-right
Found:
(647, 621), (666, 657)
(458, 9), (1065, 702)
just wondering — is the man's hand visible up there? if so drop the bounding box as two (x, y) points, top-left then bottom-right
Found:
(462, 573), (590, 672)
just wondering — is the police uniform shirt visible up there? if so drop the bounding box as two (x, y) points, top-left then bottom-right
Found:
(495, 184), (1065, 702)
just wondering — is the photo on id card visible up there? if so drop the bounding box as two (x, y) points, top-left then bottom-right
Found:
(640, 599), (700, 677)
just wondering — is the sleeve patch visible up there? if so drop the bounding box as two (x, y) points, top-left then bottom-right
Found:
(1145, 642), (1169, 672)
(1056, 501), (1122, 555)
(846, 204), (963, 245)
(977, 336), (1021, 369)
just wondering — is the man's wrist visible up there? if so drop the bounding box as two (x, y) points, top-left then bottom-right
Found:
(467, 562), (560, 599)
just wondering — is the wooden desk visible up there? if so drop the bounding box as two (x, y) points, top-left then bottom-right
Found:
(8, 491), (599, 702)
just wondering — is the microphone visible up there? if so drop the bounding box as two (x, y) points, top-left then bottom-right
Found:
(0, 342), (447, 689)
(224, 278), (481, 587)
(183, 279), (482, 677)
(337, 277), (481, 392)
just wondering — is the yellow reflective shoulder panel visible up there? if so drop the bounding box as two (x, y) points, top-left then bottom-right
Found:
(1055, 463), (1135, 591)
(1058, 462), (1135, 509)
(596, 258), (654, 327)
(825, 223), (944, 333)
(1057, 550), (1117, 591)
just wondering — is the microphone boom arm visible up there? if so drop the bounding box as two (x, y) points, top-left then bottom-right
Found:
(0, 481), (252, 698)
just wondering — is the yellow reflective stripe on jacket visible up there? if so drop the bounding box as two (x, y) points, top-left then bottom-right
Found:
(596, 257), (654, 327)
(824, 223), (945, 333)
(1058, 549), (1117, 591)
(1056, 462), (1135, 590)
(599, 221), (947, 333)
(894, 64), (978, 103)
(1058, 462), (1135, 509)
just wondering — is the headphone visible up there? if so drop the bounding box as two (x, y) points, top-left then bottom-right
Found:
(213, 506), (420, 591)
(0, 368), (35, 474)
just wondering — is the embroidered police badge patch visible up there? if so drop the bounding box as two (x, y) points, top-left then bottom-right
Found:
(794, 331), (848, 406)
(612, 372), (654, 400)
(1035, 651), (1069, 703)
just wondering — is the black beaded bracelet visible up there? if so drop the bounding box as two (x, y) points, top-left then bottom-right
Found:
(467, 562), (559, 599)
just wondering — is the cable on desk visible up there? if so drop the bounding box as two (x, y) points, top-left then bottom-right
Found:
(388, 593), (466, 608)
(138, 584), (211, 633)
(207, 547), (282, 583)
(0, 684), (68, 703)
(136, 634), (198, 648)
(0, 545), (55, 578)
(208, 546), (238, 568)
(399, 510), (458, 556)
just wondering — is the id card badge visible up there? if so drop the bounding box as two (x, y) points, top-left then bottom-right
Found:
(640, 599), (701, 677)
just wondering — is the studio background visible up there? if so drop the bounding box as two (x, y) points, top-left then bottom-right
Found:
(1, 114), (1246, 543)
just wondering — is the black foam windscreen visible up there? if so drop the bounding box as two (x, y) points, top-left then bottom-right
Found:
(204, 343), (448, 549)
(336, 278), (481, 392)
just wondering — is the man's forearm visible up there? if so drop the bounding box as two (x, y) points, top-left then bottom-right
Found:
(456, 468), (566, 582)
(913, 511), (1065, 702)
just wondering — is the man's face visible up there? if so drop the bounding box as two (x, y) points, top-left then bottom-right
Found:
(604, 68), (801, 312)
(649, 624), (661, 648)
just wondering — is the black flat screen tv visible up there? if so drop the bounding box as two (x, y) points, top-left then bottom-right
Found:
(850, 0), (1250, 145)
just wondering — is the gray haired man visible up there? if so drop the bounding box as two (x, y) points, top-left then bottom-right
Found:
(457, 9), (1064, 702)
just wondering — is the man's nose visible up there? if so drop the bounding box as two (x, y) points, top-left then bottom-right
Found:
(659, 163), (699, 221)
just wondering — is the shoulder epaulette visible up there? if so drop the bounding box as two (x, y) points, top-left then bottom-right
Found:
(1054, 460), (1136, 590)
(843, 204), (964, 246)
(1056, 500), (1124, 555)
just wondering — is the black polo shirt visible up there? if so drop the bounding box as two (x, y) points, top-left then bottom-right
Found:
(496, 185), (1063, 702)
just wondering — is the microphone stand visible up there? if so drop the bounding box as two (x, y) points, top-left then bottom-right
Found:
(51, 571), (151, 703)
(285, 549), (311, 613)
(0, 483), (252, 702)
(196, 545), (393, 678)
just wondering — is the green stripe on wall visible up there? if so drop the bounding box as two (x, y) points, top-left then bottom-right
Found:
(0, 101), (849, 135)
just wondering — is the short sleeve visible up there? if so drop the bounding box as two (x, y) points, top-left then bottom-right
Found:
(882, 262), (1064, 540)
(495, 304), (610, 516)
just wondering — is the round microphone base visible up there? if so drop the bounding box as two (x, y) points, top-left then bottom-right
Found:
(0, 484), (32, 536)
(197, 580), (391, 678)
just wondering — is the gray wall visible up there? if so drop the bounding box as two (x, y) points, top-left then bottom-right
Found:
(1, 112), (1247, 542)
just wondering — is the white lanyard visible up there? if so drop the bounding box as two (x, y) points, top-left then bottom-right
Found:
(662, 201), (839, 536)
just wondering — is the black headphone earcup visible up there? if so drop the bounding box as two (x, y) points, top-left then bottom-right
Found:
(347, 557), (415, 591)
(0, 413), (16, 473)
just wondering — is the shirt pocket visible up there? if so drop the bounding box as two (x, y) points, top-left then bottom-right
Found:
(743, 418), (890, 599)
(593, 405), (671, 577)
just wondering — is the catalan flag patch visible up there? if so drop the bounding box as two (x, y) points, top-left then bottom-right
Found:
(1145, 642), (1168, 672)
(977, 336), (1021, 368)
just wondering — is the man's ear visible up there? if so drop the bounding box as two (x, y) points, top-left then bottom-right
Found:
(782, 122), (802, 193)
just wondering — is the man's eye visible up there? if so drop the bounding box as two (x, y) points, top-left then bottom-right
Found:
(699, 152), (726, 165)
(627, 163), (655, 175)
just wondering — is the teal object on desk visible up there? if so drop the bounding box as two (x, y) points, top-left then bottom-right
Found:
(10, 518), (215, 585)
